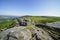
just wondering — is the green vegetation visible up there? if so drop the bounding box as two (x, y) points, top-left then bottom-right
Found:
(0, 19), (16, 31)
(0, 16), (18, 31)
(22, 16), (60, 24)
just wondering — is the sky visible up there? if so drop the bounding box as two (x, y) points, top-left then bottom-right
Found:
(0, 0), (60, 16)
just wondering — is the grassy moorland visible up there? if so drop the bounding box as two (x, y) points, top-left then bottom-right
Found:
(22, 16), (60, 24)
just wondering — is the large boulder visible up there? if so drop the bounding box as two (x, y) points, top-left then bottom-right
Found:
(0, 27), (31, 40)
(17, 18), (31, 26)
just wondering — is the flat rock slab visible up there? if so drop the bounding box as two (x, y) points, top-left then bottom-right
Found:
(46, 22), (60, 28)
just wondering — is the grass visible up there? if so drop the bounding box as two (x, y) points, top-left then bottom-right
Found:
(0, 20), (16, 30)
(22, 16), (60, 24)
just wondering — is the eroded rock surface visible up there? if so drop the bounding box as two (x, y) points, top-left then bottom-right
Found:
(34, 27), (54, 40)
(0, 27), (31, 40)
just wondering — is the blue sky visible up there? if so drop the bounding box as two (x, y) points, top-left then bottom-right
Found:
(0, 0), (60, 16)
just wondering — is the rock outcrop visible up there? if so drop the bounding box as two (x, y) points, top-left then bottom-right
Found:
(0, 18), (54, 40)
